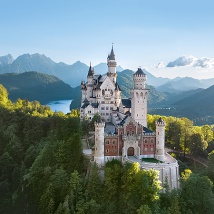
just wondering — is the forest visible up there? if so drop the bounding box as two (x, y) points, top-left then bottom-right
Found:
(0, 83), (214, 214)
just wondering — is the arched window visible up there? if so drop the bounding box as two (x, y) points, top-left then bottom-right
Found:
(151, 139), (154, 144)
(105, 140), (109, 144)
(144, 139), (148, 143)
(112, 140), (116, 144)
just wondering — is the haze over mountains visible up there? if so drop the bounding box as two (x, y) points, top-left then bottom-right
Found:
(0, 53), (214, 124)
(0, 53), (214, 90)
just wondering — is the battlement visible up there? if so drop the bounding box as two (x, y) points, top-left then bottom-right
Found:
(94, 122), (105, 128)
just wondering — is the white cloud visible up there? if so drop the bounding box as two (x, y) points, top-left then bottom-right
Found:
(166, 55), (196, 67)
(156, 62), (165, 68)
(166, 55), (214, 69)
(193, 58), (214, 68)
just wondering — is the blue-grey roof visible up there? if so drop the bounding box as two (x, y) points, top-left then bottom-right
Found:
(134, 68), (146, 75)
(143, 127), (154, 134)
(87, 64), (94, 76)
(118, 115), (129, 126)
(121, 99), (131, 108)
(91, 103), (99, 108)
(157, 117), (164, 123)
(105, 122), (115, 134)
(108, 46), (115, 60)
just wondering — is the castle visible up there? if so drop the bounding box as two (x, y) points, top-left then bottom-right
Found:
(80, 46), (179, 189)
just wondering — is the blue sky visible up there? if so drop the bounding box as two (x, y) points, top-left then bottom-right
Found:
(0, 0), (214, 78)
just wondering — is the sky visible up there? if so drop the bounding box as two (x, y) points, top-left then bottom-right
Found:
(0, 0), (214, 79)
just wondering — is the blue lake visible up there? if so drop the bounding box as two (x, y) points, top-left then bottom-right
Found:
(46, 100), (72, 114)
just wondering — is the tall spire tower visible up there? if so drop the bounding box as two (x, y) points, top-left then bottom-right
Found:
(107, 45), (117, 82)
(131, 68), (149, 127)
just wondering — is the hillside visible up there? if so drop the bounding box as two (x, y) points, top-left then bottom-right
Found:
(150, 85), (214, 125)
(0, 54), (122, 87)
(117, 69), (167, 107)
(0, 71), (77, 104)
(157, 77), (214, 93)
(0, 53), (89, 86)
(174, 85), (214, 109)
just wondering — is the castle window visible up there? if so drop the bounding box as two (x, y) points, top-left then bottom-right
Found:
(144, 139), (148, 143)
(112, 149), (115, 153)
(101, 107), (105, 110)
(106, 149), (109, 153)
(151, 139), (154, 144)
(106, 113), (109, 115)
(105, 140), (110, 144)
(112, 140), (116, 144)
(127, 131), (129, 136)
(106, 107), (109, 110)
(110, 107), (113, 110)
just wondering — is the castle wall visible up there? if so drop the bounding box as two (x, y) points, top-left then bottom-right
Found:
(140, 136), (156, 156)
(140, 154), (180, 190)
(104, 136), (119, 156)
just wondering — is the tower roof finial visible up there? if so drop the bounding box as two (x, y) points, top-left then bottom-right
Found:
(87, 62), (94, 76)
(108, 43), (115, 60)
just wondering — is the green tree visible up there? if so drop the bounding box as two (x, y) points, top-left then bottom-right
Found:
(180, 173), (214, 214)
(137, 204), (152, 214)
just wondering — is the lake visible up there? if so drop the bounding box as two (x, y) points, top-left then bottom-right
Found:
(46, 100), (72, 114)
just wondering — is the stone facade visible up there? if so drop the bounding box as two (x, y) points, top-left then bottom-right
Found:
(80, 46), (179, 189)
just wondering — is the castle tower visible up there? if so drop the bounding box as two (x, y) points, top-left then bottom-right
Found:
(155, 118), (165, 161)
(86, 63), (94, 99)
(107, 45), (117, 82)
(130, 68), (149, 127)
(94, 120), (105, 167)
(81, 80), (86, 102)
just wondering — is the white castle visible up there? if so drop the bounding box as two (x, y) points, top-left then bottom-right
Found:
(80, 46), (179, 189)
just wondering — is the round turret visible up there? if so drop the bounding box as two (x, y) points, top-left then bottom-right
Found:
(155, 118), (165, 161)
(133, 68), (146, 89)
(107, 45), (117, 82)
(94, 120), (105, 167)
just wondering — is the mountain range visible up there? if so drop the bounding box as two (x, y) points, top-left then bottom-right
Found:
(0, 53), (214, 91)
(0, 53), (214, 125)
(0, 72), (79, 104)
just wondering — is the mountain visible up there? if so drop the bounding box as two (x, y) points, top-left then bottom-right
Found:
(0, 71), (78, 104)
(94, 63), (123, 74)
(142, 70), (170, 87)
(157, 77), (214, 93)
(0, 53), (171, 88)
(161, 88), (204, 106)
(0, 54), (14, 67)
(150, 85), (214, 125)
(0, 54), (89, 87)
(116, 69), (167, 107)
(174, 85), (214, 109)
